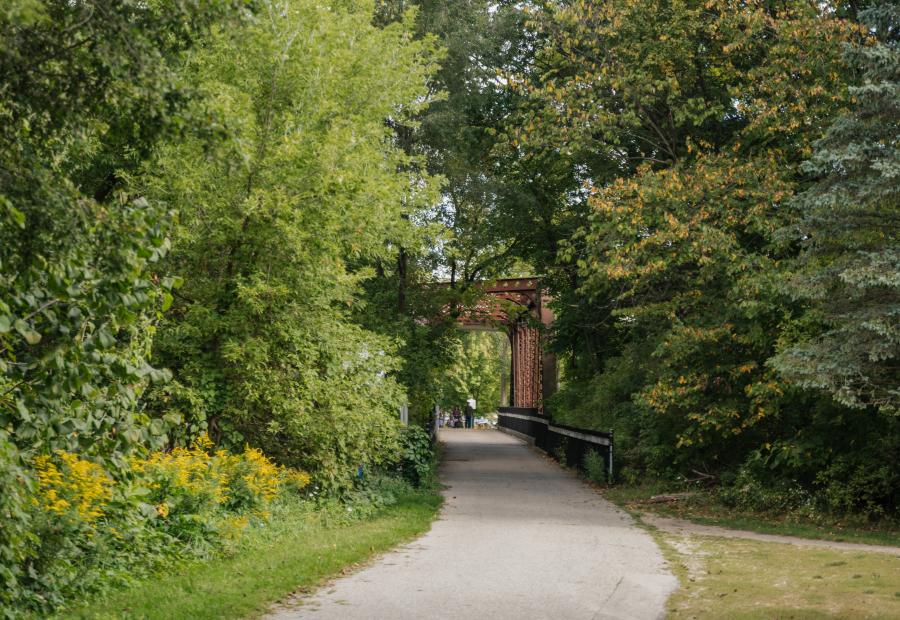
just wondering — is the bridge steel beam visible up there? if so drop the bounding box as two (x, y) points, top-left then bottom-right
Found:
(452, 278), (557, 412)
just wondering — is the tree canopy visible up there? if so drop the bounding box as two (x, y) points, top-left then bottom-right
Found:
(143, 0), (442, 489)
(1, 0), (899, 613)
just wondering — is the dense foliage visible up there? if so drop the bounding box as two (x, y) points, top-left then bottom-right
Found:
(1, 1), (246, 614)
(1, 0), (898, 614)
(1, 0), (442, 615)
(0, 0), (240, 463)
(143, 0), (441, 490)
(500, 0), (898, 516)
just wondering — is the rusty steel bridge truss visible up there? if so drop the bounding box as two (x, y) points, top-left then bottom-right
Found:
(455, 278), (557, 411)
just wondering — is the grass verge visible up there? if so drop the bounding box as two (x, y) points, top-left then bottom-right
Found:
(658, 533), (900, 619)
(603, 484), (900, 547)
(600, 485), (900, 618)
(65, 487), (442, 620)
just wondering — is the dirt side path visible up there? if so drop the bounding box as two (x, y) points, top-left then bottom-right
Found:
(640, 513), (900, 556)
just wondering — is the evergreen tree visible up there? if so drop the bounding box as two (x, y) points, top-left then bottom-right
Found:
(773, 1), (900, 414)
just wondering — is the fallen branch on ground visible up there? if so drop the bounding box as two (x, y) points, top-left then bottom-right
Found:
(641, 492), (699, 504)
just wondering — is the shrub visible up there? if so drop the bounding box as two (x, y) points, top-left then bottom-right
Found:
(717, 465), (813, 514)
(583, 450), (608, 484)
(815, 458), (898, 519)
(336, 473), (417, 523)
(397, 426), (434, 486)
(1, 436), (309, 618)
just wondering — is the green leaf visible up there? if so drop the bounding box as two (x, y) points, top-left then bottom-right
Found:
(14, 319), (41, 345)
(9, 206), (26, 228)
(97, 329), (116, 348)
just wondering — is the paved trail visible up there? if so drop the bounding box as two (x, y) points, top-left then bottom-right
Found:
(266, 429), (677, 620)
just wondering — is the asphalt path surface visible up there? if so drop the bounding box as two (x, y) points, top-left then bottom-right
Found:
(266, 429), (677, 620)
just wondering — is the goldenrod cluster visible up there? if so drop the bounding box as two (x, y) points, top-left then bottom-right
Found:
(33, 451), (113, 521)
(31, 435), (309, 536)
(282, 467), (312, 492)
(136, 438), (231, 506)
(240, 446), (281, 503)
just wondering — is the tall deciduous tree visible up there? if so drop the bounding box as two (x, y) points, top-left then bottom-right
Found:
(360, 0), (539, 424)
(510, 0), (870, 479)
(0, 0), (242, 607)
(145, 0), (441, 488)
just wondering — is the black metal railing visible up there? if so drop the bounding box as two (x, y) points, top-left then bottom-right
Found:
(497, 406), (614, 482)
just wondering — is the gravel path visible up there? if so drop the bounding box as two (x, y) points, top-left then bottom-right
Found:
(640, 513), (900, 556)
(266, 429), (677, 620)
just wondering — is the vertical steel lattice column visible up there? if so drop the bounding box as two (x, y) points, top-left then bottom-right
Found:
(511, 321), (542, 409)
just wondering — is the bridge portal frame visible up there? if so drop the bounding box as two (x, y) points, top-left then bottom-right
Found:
(455, 278), (557, 411)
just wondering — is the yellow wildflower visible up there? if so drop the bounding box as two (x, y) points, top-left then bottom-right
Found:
(193, 432), (214, 453)
(282, 467), (312, 492)
(220, 515), (250, 540)
(33, 451), (113, 521)
(241, 446), (280, 502)
(156, 502), (170, 518)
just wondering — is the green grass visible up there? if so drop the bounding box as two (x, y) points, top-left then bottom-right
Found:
(627, 499), (900, 619)
(65, 488), (442, 620)
(659, 534), (900, 619)
(603, 484), (900, 547)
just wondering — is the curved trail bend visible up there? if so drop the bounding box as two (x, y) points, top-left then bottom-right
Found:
(266, 429), (677, 620)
